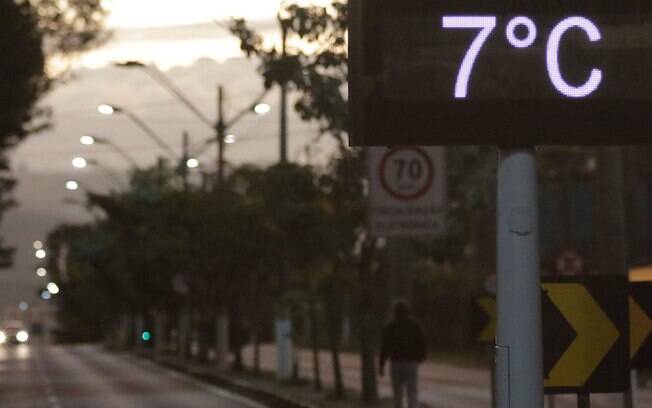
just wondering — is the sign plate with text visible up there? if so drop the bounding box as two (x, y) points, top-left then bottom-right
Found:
(367, 146), (446, 237)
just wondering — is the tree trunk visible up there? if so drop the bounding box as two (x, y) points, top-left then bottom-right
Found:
(359, 238), (379, 403)
(252, 270), (261, 374)
(178, 302), (191, 359)
(253, 330), (261, 374)
(328, 259), (345, 398)
(215, 312), (229, 368)
(309, 283), (322, 391)
(230, 302), (244, 371)
(154, 310), (167, 354)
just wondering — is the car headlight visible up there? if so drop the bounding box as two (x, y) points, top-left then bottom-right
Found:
(16, 331), (28, 343)
(0, 331), (6, 344)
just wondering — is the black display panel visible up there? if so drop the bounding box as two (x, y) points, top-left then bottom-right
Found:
(349, 0), (652, 146)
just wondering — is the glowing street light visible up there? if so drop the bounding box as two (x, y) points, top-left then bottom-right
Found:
(36, 267), (47, 277)
(254, 103), (271, 115)
(72, 157), (88, 169)
(225, 134), (236, 144)
(97, 104), (116, 115)
(46, 282), (60, 295)
(80, 135), (95, 145)
(186, 158), (199, 169)
(33, 240), (43, 250)
(41, 290), (51, 300)
(65, 180), (80, 191)
(16, 331), (28, 343)
(35, 249), (46, 259)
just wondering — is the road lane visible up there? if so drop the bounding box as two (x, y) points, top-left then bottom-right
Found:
(0, 344), (265, 408)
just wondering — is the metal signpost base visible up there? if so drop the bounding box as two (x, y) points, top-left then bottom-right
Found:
(496, 148), (544, 408)
(578, 393), (591, 408)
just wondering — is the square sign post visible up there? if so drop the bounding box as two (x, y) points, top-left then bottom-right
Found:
(350, 1), (652, 407)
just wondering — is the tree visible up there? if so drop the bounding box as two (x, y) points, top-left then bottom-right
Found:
(229, 0), (348, 145)
(0, 0), (107, 268)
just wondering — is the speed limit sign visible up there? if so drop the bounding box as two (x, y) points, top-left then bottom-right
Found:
(379, 147), (434, 201)
(368, 146), (446, 237)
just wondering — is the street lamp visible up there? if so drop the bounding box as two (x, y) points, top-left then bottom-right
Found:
(80, 135), (140, 169)
(186, 158), (200, 169)
(36, 267), (47, 277)
(97, 103), (178, 160)
(114, 61), (214, 127)
(254, 103), (271, 115)
(46, 282), (60, 295)
(114, 60), (269, 185)
(65, 180), (80, 191)
(71, 156), (125, 188)
(72, 157), (88, 169)
(80, 135), (95, 145)
(97, 104), (115, 115)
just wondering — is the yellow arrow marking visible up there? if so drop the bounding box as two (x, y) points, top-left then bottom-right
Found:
(477, 298), (496, 343)
(630, 296), (652, 359)
(543, 283), (620, 388)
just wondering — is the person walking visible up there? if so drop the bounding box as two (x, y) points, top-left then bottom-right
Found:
(379, 301), (427, 408)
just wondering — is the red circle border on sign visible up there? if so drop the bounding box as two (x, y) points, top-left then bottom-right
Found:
(379, 146), (435, 201)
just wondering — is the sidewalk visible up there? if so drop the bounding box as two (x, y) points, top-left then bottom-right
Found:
(242, 344), (652, 408)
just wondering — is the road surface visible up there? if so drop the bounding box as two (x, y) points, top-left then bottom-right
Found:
(0, 344), (265, 408)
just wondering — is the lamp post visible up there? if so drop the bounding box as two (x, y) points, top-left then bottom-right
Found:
(114, 61), (269, 185)
(80, 135), (140, 169)
(65, 180), (82, 191)
(97, 104), (178, 160)
(71, 156), (125, 188)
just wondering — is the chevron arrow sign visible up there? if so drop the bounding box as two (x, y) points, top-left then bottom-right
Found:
(543, 276), (629, 394)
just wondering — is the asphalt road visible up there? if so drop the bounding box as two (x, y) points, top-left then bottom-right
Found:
(0, 344), (266, 408)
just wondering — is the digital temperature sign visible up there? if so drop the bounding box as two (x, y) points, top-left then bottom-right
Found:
(349, 0), (652, 146)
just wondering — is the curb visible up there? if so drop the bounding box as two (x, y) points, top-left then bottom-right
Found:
(136, 351), (317, 408)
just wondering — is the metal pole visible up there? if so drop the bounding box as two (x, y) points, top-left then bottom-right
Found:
(597, 147), (633, 408)
(279, 22), (289, 164)
(123, 110), (178, 160)
(496, 148), (544, 408)
(274, 17), (292, 379)
(491, 347), (497, 408)
(182, 131), (189, 192)
(578, 393), (591, 408)
(91, 162), (125, 189)
(96, 138), (140, 169)
(217, 85), (226, 186)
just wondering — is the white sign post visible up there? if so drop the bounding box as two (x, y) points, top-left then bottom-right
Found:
(367, 146), (446, 237)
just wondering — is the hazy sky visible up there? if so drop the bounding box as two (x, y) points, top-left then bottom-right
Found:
(105, 0), (288, 28)
(77, 0), (333, 69)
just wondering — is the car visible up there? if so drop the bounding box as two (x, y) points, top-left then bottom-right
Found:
(0, 321), (29, 345)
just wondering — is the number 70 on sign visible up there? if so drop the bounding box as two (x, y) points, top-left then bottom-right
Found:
(442, 16), (603, 99)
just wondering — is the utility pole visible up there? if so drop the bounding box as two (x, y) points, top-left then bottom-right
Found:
(181, 131), (190, 192)
(216, 85), (226, 186)
(279, 19), (289, 164)
(597, 147), (633, 408)
(274, 12), (293, 381)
